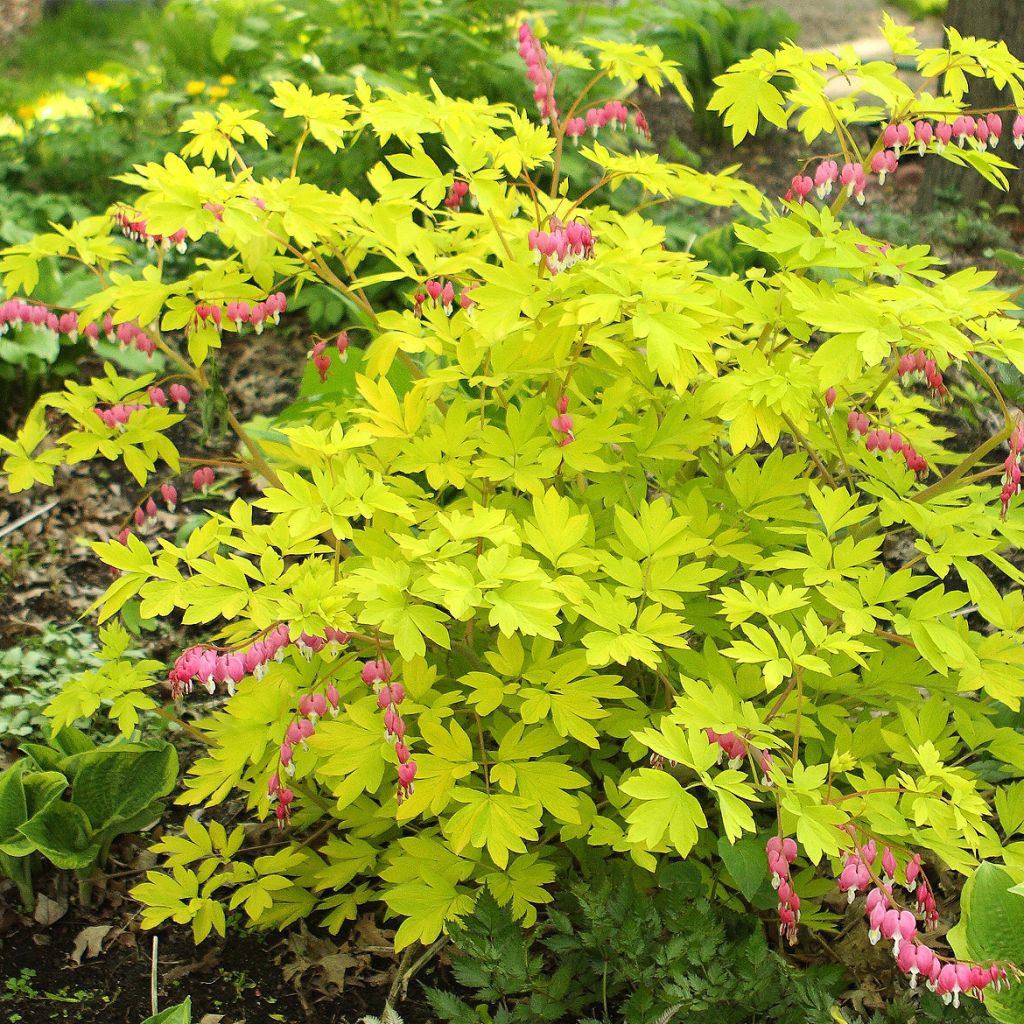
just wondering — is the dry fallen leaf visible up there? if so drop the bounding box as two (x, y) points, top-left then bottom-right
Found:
(33, 893), (68, 926)
(199, 1015), (225, 1024)
(71, 924), (112, 964)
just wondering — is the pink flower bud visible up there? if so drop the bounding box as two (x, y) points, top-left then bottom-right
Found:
(160, 483), (177, 509)
(361, 658), (392, 685)
(897, 909), (917, 941)
(915, 945), (935, 976)
(896, 942), (918, 974)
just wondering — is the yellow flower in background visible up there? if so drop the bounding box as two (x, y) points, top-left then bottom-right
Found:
(218, 74), (236, 86)
(185, 80), (206, 96)
(0, 115), (24, 140)
(206, 85), (229, 100)
(19, 92), (93, 125)
(85, 70), (122, 91)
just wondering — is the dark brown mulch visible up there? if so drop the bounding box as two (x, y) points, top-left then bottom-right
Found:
(0, 894), (438, 1024)
(0, 326), (310, 638)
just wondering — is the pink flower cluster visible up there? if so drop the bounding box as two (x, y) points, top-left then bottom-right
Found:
(847, 410), (928, 477)
(550, 393), (575, 447)
(528, 217), (595, 274)
(95, 402), (145, 430)
(1000, 420), (1024, 518)
(790, 162), (866, 205)
(564, 100), (631, 144)
(518, 22), (558, 124)
(444, 180), (471, 210)
(706, 728), (773, 783)
(133, 485), (177, 528)
(195, 293), (287, 335)
(0, 299), (83, 340)
(102, 314), (157, 357)
(113, 208), (188, 253)
(114, 484), (175, 547)
(770, 832), (1015, 1004)
(839, 842), (1007, 1006)
(169, 624), (294, 700)
(308, 332), (349, 383)
(271, 669), (348, 827)
(362, 658), (417, 803)
(791, 114), (1024, 208)
(96, 385), (189, 430)
(766, 835), (800, 943)
(413, 279), (477, 317)
(897, 350), (947, 398)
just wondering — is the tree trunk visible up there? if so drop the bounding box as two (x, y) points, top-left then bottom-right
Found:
(0, 0), (43, 49)
(917, 0), (1024, 212)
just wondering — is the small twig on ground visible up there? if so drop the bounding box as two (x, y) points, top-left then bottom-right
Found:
(386, 943), (417, 1007)
(150, 935), (159, 1018)
(0, 499), (59, 540)
(399, 936), (450, 1000)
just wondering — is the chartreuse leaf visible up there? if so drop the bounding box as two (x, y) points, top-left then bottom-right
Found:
(271, 80), (354, 152)
(481, 851), (556, 926)
(619, 769), (707, 857)
(0, 405), (63, 492)
(132, 863), (229, 943)
(397, 715), (477, 818)
(443, 787), (543, 869)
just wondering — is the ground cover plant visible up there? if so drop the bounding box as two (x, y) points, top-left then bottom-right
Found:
(6, 9), (1024, 1022)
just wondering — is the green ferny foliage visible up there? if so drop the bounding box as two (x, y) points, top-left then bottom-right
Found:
(3, 15), (1024, 1004)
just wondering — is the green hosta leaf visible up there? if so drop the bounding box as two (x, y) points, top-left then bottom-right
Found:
(18, 800), (100, 870)
(65, 741), (178, 835)
(949, 862), (1024, 1024)
(0, 761), (68, 856)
